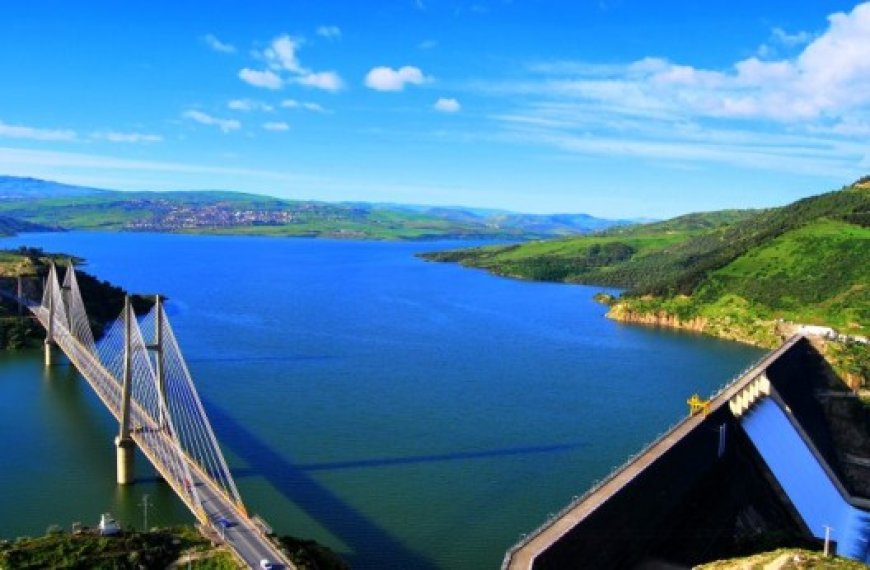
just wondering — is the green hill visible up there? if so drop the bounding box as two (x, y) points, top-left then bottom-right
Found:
(423, 180), (870, 383)
(419, 208), (763, 285)
(0, 176), (626, 240)
(0, 215), (54, 236)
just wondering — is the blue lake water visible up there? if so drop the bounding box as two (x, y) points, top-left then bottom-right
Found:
(0, 232), (765, 568)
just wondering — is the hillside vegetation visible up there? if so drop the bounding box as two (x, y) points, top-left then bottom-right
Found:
(423, 180), (870, 382)
(0, 248), (154, 349)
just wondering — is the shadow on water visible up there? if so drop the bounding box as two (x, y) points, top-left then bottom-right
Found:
(293, 442), (588, 473)
(225, 443), (589, 480)
(204, 400), (439, 570)
(185, 354), (336, 364)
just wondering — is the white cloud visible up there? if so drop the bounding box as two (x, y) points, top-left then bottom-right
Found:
(243, 34), (344, 92)
(263, 121), (290, 131)
(239, 68), (283, 90)
(228, 99), (274, 112)
(264, 35), (304, 72)
(316, 26), (342, 40)
(182, 110), (241, 133)
(0, 120), (77, 141)
(510, 2), (870, 124)
(469, 3), (870, 180)
(203, 34), (236, 54)
(281, 99), (327, 112)
(434, 97), (461, 112)
(295, 71), (343, 92)
(92, 131), (163, 143)
(365, 66), (429, 91)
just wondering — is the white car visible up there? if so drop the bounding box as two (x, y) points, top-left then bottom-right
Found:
(259, 559), (272, 569)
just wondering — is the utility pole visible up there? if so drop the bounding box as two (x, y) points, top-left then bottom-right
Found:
(823, 525), (833, 557)
(139, 494), (152, 532)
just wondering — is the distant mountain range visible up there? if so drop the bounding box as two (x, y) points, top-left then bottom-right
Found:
(0, 176), (636, 240)
(0, 176), (109, 199)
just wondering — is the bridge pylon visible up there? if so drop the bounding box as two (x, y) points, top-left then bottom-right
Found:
(43, 262), (57, 368)
(116, 296), (136, 485)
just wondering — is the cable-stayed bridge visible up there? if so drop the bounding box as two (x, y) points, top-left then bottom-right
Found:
(25, 262), (292, 569)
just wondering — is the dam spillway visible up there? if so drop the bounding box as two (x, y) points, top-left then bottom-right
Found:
(503, 335), (870, 568)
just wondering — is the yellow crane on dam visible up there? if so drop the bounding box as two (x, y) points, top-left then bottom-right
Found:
(687, 393), (712, 417)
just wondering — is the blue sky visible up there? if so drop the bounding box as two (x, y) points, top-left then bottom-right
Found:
(1, 1), (868, 218)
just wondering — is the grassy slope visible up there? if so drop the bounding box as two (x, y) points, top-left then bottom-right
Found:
(420, 208), (760, 283)
(699, 219), (868, 332)
(609, 218), (869, 344)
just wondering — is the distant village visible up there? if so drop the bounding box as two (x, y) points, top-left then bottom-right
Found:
(120, 199), (345, 230)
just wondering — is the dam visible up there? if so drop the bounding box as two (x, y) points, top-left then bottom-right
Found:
(503, 335), (870, 568)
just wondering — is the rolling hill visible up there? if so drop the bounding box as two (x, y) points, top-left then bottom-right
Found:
(0, 176), (627, 240)
(0, 215), (55, 236)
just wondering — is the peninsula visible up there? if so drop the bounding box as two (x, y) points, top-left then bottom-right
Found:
(422, 178), (869, 386)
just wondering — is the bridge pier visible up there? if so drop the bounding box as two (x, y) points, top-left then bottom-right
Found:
(115, 436), (135, 485)
(44, 339), (54, 367)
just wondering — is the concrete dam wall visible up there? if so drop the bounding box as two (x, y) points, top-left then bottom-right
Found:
(504, 336), (869, 569)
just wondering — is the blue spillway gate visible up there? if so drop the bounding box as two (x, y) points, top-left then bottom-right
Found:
(742, 397), (870, 562)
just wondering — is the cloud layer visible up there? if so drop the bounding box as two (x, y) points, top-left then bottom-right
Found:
(183, 110), (241, 132)
(482, 2), (870, 177)
(0, 120), (77, 141)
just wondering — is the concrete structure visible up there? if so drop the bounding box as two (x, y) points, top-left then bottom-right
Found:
(503, 335), (869, 568)
(115, 436), (135, 485)
(728, 373), (771, 417)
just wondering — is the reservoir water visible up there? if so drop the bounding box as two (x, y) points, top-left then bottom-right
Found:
(0, 232), (765, 569)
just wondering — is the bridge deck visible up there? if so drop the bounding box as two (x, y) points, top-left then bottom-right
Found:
(503, 335), (804, 570)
